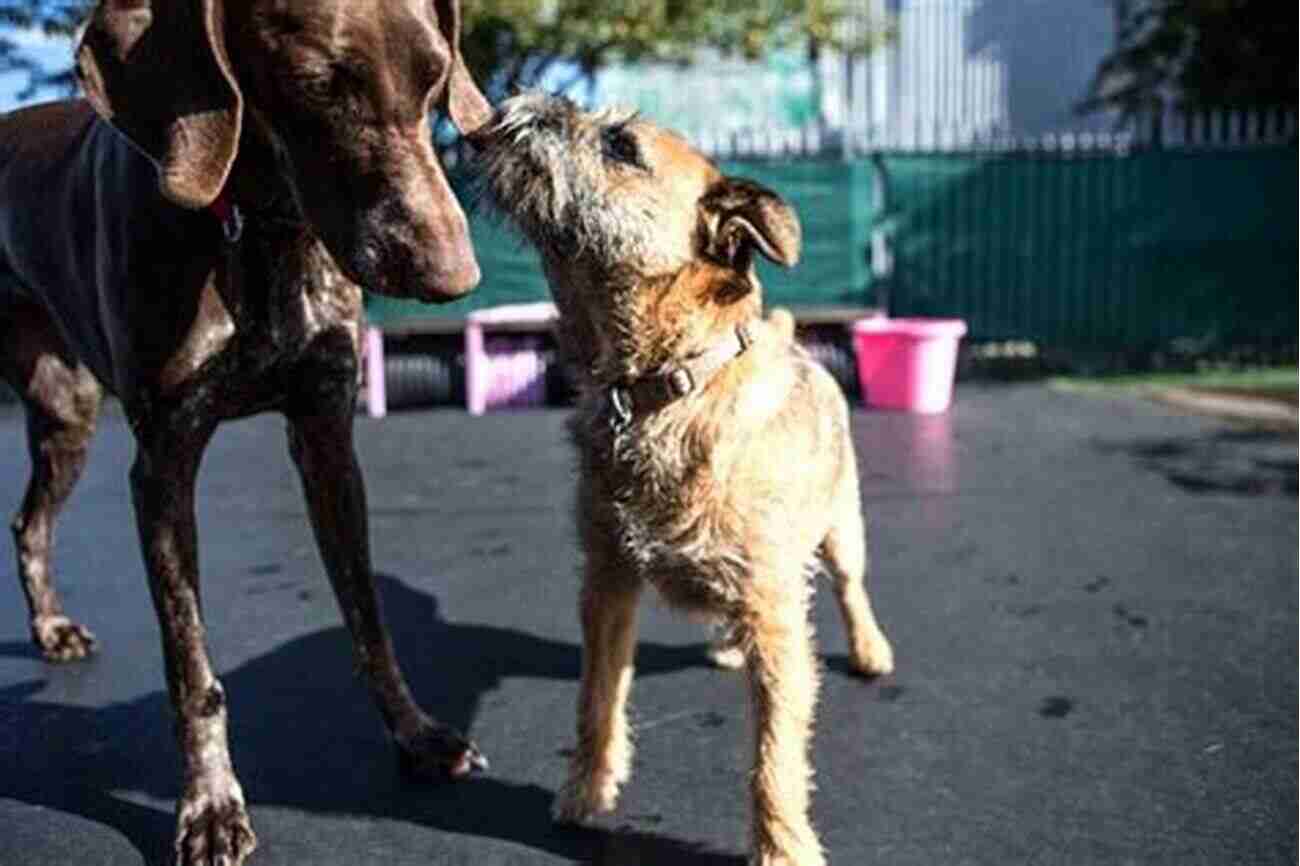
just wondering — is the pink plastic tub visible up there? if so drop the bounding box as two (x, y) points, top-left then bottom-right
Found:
(851, 317), (968, 413)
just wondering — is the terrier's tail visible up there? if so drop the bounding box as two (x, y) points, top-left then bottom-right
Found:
(766, 307), (796, 341)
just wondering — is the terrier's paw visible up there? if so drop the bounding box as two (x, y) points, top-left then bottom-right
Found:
(174, 776), (257, 866)
(552, 771), (621, 825)
(32, 615), (97, 662)
(850, 636), (895, 678)
(706, 642), (746, 670)
(751, 847), (827, 866)
(707, 624), (747, 671)
(396, 720), (489, 781)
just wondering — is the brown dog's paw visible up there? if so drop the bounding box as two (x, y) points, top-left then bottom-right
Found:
(174, 778), (257, 866)
(31, 615), (97, 662)
(396, 721), (489, 782)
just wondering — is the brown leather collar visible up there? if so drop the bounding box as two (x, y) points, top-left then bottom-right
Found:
(606, 321), (757, 434)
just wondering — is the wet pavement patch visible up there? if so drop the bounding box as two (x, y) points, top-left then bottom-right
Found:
(1112, 604), (1149, 628)
(986, 572), (1023, 587)
(246, 578), (300, 596)
(878, 684), (905, 702)
(1000, 603), (1043, 618)
(1095, 428), (1298, 496)
(1039, 696), (1075, 719)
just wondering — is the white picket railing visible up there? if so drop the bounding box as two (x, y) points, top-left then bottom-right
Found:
(682, 107), (1298, 160)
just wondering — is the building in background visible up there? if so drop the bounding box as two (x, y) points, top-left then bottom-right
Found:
(596, 0), (1119, 145)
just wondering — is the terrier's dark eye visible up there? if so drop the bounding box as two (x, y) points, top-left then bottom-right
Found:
(601, 125), (643, 168)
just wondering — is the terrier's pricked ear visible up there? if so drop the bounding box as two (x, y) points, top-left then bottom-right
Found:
(700, 178), (802, 272)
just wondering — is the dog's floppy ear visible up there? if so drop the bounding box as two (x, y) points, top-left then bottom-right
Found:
(433, 0), (493, 136)
(76, 0), (242, 209)
(700, 177), (802, 273)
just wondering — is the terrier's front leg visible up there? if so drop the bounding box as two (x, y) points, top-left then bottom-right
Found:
(554, 558), (642, 824)
(742, 577), (826, 866)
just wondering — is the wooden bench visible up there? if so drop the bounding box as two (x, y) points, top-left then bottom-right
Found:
(362, 304), (881, 417)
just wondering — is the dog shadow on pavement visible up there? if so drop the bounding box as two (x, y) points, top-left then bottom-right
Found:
(0, 572), (744, 866)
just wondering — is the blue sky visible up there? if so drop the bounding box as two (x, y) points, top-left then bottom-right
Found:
(0, 24), (597, 116)
(0, 27), (73, 111)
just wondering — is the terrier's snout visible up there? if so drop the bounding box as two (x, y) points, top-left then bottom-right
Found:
(480, 93), (578, 148)
(475, 91), (743, 279)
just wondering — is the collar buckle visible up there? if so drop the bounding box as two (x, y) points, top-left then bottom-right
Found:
(666, 367), (695, 398)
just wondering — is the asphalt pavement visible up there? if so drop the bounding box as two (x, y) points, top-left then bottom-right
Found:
(0, 384), (1295, 865)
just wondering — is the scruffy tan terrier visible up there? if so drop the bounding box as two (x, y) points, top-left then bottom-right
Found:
(474, 93), (894, 866)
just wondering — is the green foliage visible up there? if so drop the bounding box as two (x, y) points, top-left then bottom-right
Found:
(0, 1), (886, 104)
(0, 1), (85, 99)
(0, 1), (83, 37)
(459, 0), (889, 94)
(1081, 0), (1297, 118)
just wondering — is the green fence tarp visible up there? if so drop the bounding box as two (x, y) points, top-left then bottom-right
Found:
(882, 148), (1298, 348)
(365, 159), (874, 328)
(368, 148), (1297, 351)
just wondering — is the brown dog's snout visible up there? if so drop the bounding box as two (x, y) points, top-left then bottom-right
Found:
(410, 175), (482, 300)
(415, 214), (482, 300)
(346, 190), (481, 302)
(390, 138), (482, 301)
(299, 131), (482, 303)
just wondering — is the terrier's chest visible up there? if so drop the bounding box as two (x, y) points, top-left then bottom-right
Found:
(578, 411), (750, 602)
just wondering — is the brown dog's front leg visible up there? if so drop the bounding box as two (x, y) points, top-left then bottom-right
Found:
(130, 420), (257, 866)
(2, 303), (103, 661)
(286, 411), (486, 780)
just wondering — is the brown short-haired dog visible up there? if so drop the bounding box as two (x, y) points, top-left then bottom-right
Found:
(2, 1), (491, 862)
(476, 93), (895, 866)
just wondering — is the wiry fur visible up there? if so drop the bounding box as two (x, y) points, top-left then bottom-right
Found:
(476, 93), (894, 866)
(476, 96), (652, 262)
